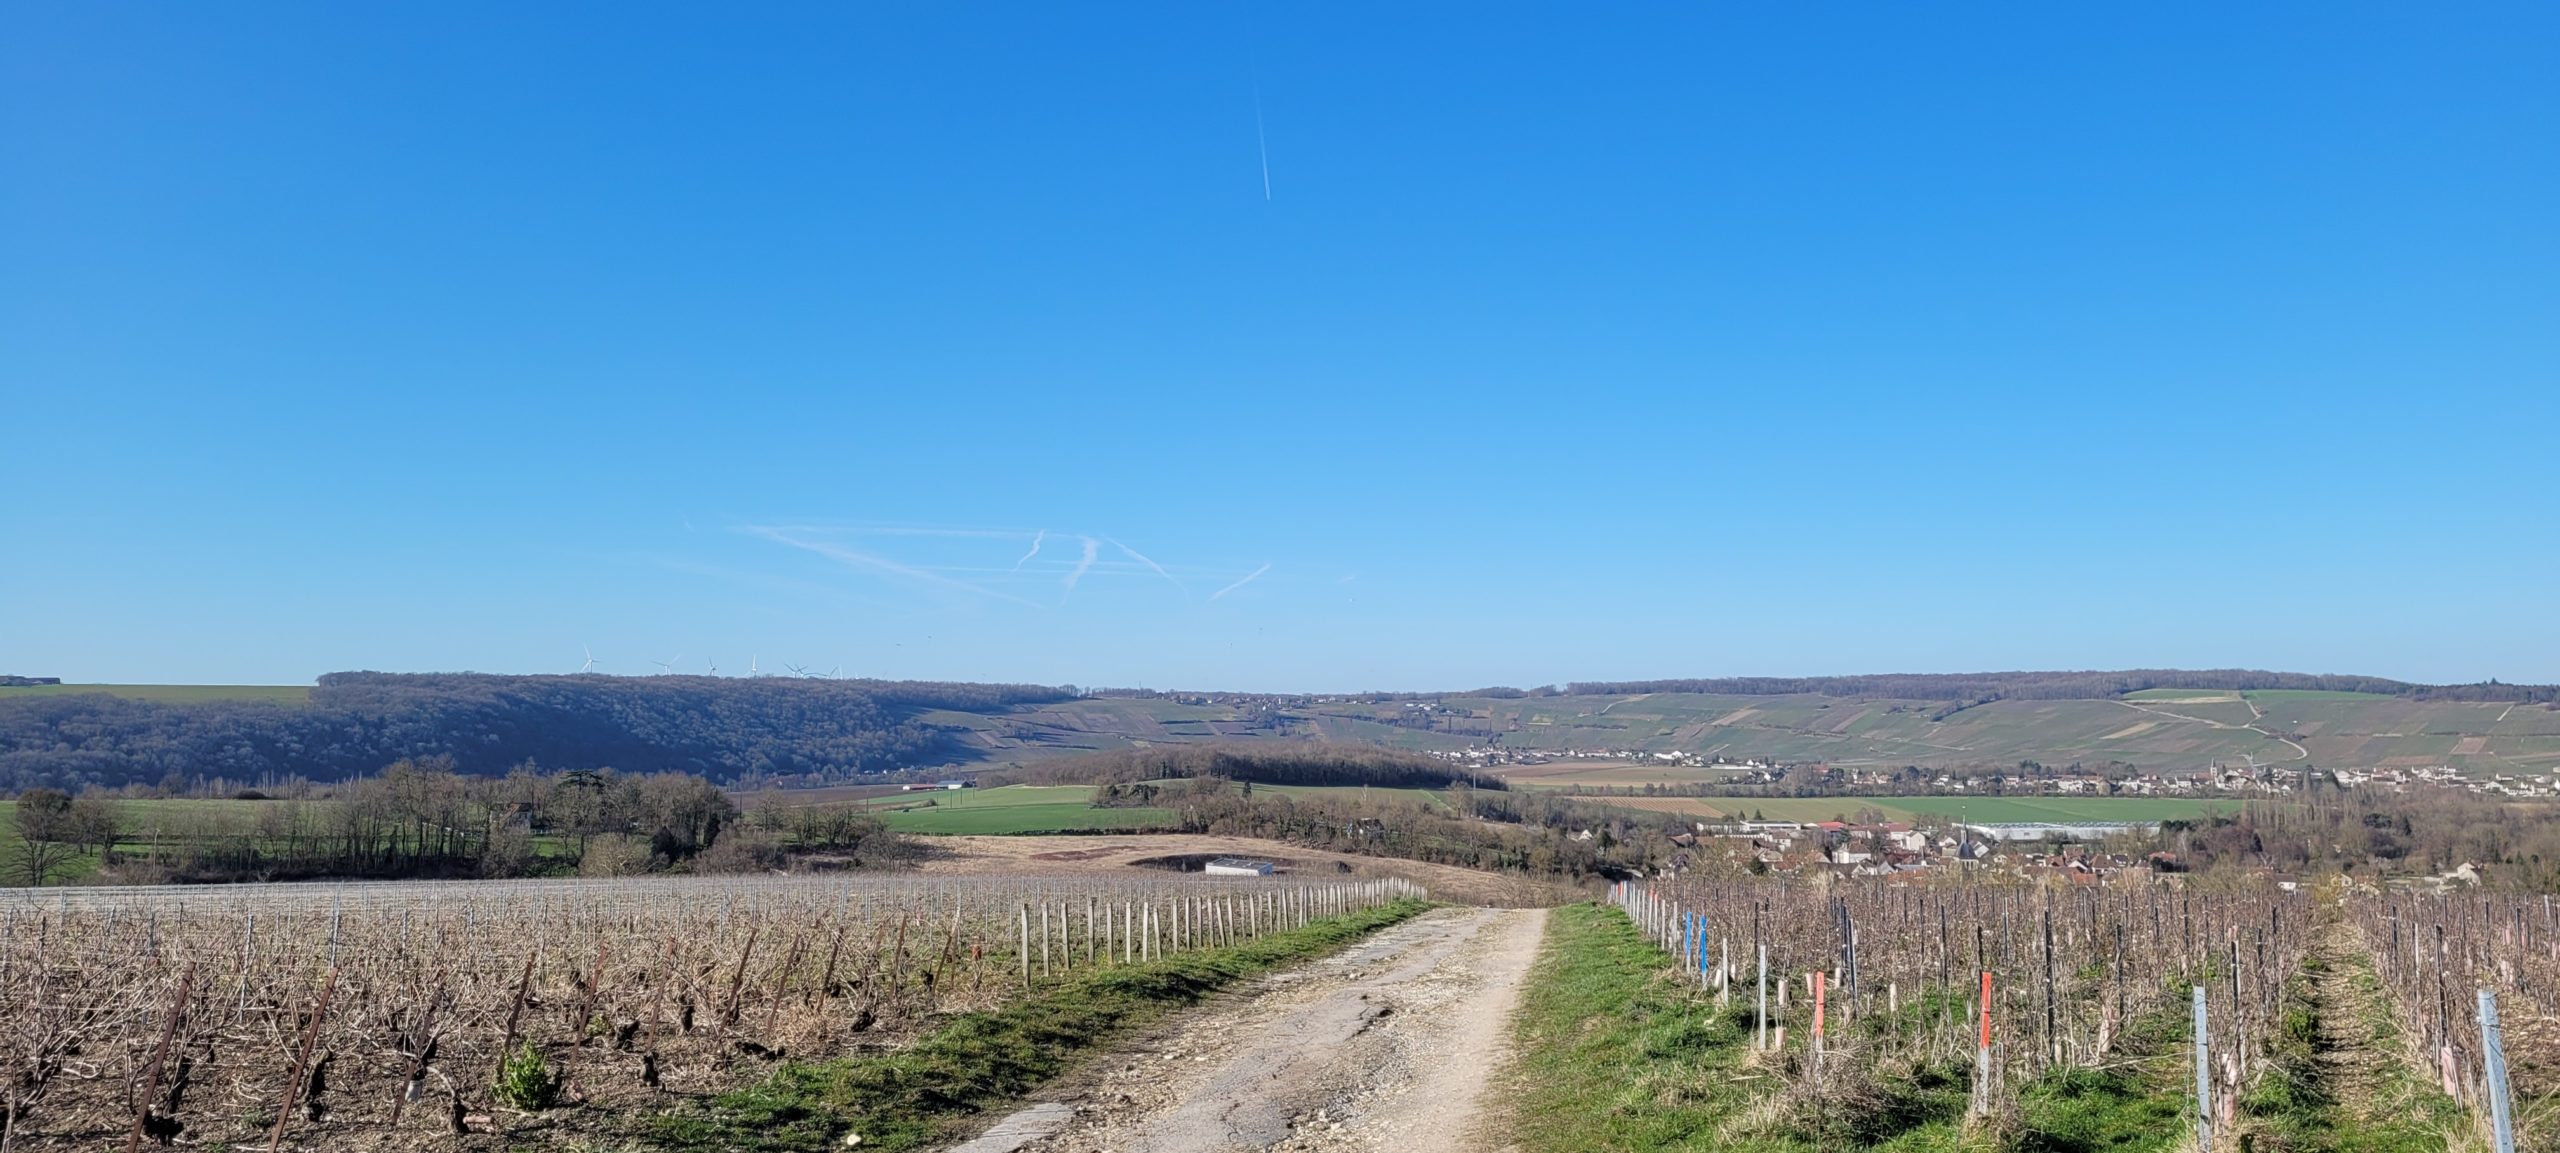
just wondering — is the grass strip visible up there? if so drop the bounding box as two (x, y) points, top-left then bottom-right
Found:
(2236, 936), (2479, 1153)
(1497, 901), (1777, 1152)
(641, 897), (1432, 1152)
(1498, 902), (2191, 1153)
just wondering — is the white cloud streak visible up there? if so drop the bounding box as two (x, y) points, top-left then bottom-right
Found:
(741, 526), (1042, 607)
(1063, 536), (1100, 592)
(1013, 529), (1046, 571)
(1106, 537), (1185, 594)
(1210, 562), (1273, 601)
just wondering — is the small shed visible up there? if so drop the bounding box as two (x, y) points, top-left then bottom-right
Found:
(1204, 858), (1275, 877)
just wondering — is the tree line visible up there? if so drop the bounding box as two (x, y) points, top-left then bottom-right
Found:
(2161, 784), (2560, 889)
(6, 757), (908, 885)
(1084, 774), (1681, 882)
(1006, 743), (1508, 791)
(0, 672), (1077, 794)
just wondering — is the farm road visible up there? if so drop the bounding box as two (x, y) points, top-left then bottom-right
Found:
(951, 906), (1547, 1153)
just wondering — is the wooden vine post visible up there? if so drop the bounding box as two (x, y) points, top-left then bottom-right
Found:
(125, 964), (195, 1153)
(266, 966), (338, 1153)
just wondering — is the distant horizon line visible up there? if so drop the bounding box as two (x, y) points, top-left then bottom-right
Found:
(10, 666), (2557, 695)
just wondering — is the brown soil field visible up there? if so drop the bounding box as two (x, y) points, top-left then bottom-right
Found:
(909, 834), (1579, 907)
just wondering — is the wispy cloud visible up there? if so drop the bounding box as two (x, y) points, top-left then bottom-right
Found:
(1063, 536), (1100, 592)
(1107, 537), (1186, 595)
(741, 526), (1042, 607)
(743, 523), (1037, 540)
(1210, 562), (1272, 601)
(736, 521), (1272, 610)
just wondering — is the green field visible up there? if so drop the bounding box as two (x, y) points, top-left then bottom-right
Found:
(875, 785), (1179, 835)
(0, 796), (321, 886)
(0, 800), (104, 884)
(0, 683), (312, 704)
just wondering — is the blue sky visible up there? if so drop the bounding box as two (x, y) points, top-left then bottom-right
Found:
(4, 2), (2554, 690)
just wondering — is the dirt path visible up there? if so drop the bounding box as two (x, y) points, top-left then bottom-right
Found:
(950, 906), (1548, 1153)
(2115, 699), (2311, 761)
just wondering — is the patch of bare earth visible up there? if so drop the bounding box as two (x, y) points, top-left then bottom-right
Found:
(952, 907), (1547, 1153)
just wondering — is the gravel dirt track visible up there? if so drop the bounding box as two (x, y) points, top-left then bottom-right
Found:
(951, 906), (1548, 1153)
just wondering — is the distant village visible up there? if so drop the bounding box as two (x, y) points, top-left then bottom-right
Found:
(1603, 814), (2489, 897)
(1418, 744), (2560, 800)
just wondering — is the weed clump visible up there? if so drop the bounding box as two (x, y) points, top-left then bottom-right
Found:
(494, 1042), (564, 1111)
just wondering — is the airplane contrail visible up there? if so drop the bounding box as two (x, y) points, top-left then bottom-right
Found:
(1107, 537), (1185, 594)
(1014, 529), (1047, 571)
(742, 526), (1042, 607)
(1063, 536), (1100, 592)
(1210, 562), (1272, 601)
(1252, 75), (1271, 201)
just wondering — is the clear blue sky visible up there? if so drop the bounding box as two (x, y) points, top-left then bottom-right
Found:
(4, 2), (2554, 690)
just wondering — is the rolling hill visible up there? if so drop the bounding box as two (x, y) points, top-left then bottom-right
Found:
(935, 680), (2560, 778)
(5, 670), (2555, 793)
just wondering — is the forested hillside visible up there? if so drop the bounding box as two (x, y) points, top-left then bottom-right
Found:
(0, 673), (1074, 792)
(10, 668), (2556, 796)
(1010, 743), (1505, 790)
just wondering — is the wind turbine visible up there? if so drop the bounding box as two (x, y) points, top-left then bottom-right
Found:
(785, 663), (809, 678)
(654, 654), (681, 676)
(825, 666), (841, 680)
(579, 645), (596, 674)
(750, 655), (760, 678)
(706, 658), (719, 676)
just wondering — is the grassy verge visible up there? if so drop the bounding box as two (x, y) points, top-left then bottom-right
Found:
(1496, 903), (2191, 1153)
(2236, 937), (2481, 1153)
(1497, 902), (1767, 1151)
(639, 897), (1432, 1152)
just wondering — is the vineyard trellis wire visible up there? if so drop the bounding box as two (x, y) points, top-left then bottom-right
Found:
(1613, 875), (2315, 1136)
(1614, 875), (2558, 1148)
(0, 872), (1423, 1150)
(2356, 892), (2560, 1116)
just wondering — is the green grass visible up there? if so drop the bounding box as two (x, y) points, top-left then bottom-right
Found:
(875, 785), (1179, 835)
(2235, 942), (2479, 1153)
(640, 898), (1433, 1152)
(1498, 903), (2193, 1153)
(0, 796), (588, 887)
(0, 796), (314, 885)
(0, 800), (104, 884)
(0, 683), (312, 703)
(1497, 902), (1777, 1151)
